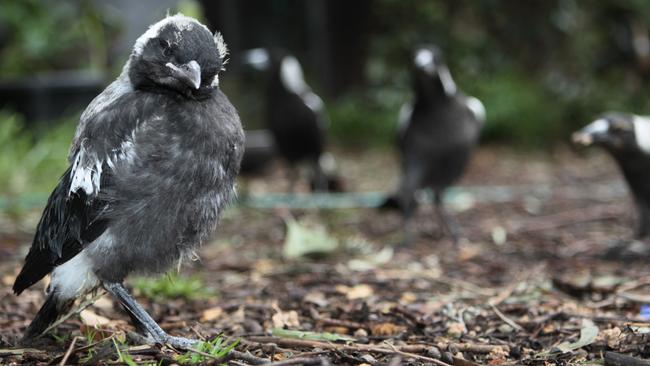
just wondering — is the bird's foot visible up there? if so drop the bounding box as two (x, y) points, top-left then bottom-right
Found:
(162, 335), (200, 350)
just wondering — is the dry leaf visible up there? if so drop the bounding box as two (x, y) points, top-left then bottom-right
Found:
(324, 326), (349, 334)
(201, 306), (223, 322)
(447, 322), (467, 338)
(272, 309), (300, 328)
(80, 309), (111, 327)
(400, 292), (417, 304)
(597, 327), (622, 348)
(371, 322), (406, 336)
(92, 296), (114, 312)
(457, 244), (481, 262)
(2, 274), (15, 286)
(336, 284), (374, 300)
(487, 346), (508, 365)
(304, 291), (328, 307)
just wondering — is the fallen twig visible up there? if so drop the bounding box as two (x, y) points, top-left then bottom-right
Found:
(490, 304), (525, 332)
(263, 356), (328, 366)
(58, 336), (79, 366)
(246, 336), (508, 361)
(605, 352), (650, 366)
(40, 290), (105, 338)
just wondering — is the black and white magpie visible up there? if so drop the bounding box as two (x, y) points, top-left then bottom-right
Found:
(13, 14), (244, 349)
(573, 113), (650, 238)
(240, 48), (339, 192)
(383, 45), (485, 244)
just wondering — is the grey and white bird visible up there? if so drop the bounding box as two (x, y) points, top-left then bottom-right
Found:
(573, 113), (650, 238)
(13, 14), (244, 349)
(240, 48), (340, 192)
(382, 45), (485, 244)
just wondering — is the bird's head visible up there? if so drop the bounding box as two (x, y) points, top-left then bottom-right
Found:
(240, 48), (287, 72)
(127, 14), (228, 99)
(412, 45), (457, 97)
(572, 113), (650, 155)
(240, 48), (308, 94)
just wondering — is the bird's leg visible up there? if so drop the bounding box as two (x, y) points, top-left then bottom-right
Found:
(400, 192), (418, 246)
(433, 191), (460, 245)
(103, 282), (198, 350)
(310, 158), (328, 192)
(287, 166), (299, 193)
(635, 202), (650, 239)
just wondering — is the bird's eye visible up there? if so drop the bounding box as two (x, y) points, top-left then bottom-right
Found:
(158, 38), (172, 56)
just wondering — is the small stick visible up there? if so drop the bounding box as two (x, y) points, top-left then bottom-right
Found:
(247, 336), (507, 357)
(490, 304), (525, 332)
(384, 342), (452, 366)
(264, 357), (326, 366)
(40, 291), (105, 338)
(186, 347), (268, 365)
(58, 336), (80, 366)
(605, 352), (650, 366)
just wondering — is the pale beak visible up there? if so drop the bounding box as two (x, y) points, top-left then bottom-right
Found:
(571, 131), (594, 146)
(166, 60), (201, 89)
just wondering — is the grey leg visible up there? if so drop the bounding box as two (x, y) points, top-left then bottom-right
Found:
(287, 166), (299, 193)
(433, 191), (460, 245)
(310, 158), (328, 192)
(103, 282), (198, 349)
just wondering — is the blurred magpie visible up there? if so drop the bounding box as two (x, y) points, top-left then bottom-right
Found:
(573, 112), (650, 238)
(13, 14), (244, 349)
(240, 48), (340, 192)
(383, 45), (485, 244)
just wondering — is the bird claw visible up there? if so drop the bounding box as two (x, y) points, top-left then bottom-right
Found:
(163, 335), (200, 350)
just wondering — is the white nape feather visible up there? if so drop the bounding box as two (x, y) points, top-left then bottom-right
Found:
(633, 115), (650, 154)
(50, 251), (99, 300)
(437, 65), (457, 96)
(414, 49), (434, 69)
(465, 96), (486, 123)
(303, 92), (324, 113)
(397, 102), (413, 135)
(213, 32), (228, 63)
(584, 118), (610, 135)
(280, 56), (309, 95)
(133, 13), (210, 56)
(69, 147), (103, 196)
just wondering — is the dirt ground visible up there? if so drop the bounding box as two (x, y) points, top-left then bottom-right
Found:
(2, 145), (650, 365)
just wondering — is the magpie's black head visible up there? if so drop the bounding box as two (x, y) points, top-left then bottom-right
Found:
(128, 14), (228, 100)
(412, 45), (457, 97)
(572, 113), (650, 155)
(240, 48), (310, 94)
(240, 48), (288, 73)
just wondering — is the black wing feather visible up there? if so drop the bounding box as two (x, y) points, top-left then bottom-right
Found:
(13, 165), (109, 295)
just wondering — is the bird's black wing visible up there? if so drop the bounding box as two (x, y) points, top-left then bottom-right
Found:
(12, 165), (110, 295)
(13, 78), (137, 295)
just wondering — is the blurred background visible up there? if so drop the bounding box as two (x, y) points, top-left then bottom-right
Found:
(1, 0), (650, 207)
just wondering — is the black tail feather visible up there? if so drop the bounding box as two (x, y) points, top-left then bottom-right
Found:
(22, 291), (65, 341)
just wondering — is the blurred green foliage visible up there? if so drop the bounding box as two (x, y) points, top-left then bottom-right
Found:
(328, 0), (650, 147)
(0, 111), (74, 197)
(0, 0), (114, 77)
(132, 273), (215, 301)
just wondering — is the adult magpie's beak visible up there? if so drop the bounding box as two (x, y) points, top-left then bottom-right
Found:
(572, 119), (610, 146)
(166, 60), (201, 89)
(241, 48), (270, 70)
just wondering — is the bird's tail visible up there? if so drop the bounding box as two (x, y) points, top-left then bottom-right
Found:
(22, 290), (70, 341)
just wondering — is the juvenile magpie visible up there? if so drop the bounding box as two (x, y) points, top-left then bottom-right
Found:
(13, 14), (244, 349)
(383, 45), (485, 244)
(573, 113), (650, 238)
(240, 48), (339, 192)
